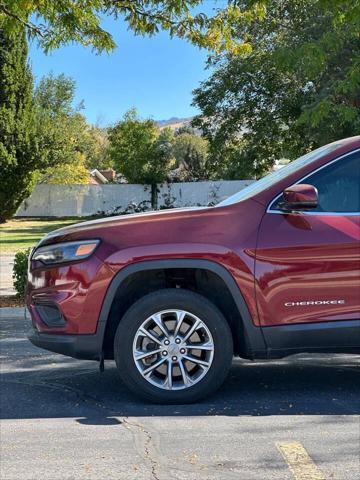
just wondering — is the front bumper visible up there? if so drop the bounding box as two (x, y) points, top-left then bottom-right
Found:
(27, 254), (114, 335)
(28, 328), (104, 360)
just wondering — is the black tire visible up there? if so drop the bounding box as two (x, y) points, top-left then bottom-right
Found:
(114, 289), (233, 404)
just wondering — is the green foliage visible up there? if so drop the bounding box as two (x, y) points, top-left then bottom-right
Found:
(193, 1), (360, 179)
(39, 153), (90, 185)
(172, 132), (209, 180)
(35, 73), (110, 183)
(0, 48), (107, 221)
(0, 1), (266, 54)
(84, 126), (111, 170)
(34, 74), (89, 166)
(108, 109), (173, 185)
(156, 127), (175, 172)
(175, 124), (195, 136)
(13, 248), (31, 298)
(0, 26), (37, 222)
(34, 73), (79, 115)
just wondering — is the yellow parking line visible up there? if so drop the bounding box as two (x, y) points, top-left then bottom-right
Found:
(276, 441), (327, 480)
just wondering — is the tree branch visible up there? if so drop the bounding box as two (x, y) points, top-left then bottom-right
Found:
(0, 3), (44, 37)
(108, 0), (178, 26)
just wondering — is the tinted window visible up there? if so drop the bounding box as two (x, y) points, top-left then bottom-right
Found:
(217, 141), (343, 206)
(272, 151), (360, 213)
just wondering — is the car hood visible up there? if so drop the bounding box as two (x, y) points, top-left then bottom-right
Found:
(38, 206), (209, 247)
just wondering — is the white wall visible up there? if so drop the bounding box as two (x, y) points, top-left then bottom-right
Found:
(158, 180), (253, 208)
(16, 181), (254, 217)
(17, 184), (150, 217)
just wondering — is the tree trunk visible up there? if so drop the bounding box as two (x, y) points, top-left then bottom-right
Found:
(151, 183), (158, 210)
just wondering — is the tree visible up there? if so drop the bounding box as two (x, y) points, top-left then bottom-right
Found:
(0, 56), (104, 222)
(34, 74), (87, 168)
(172, 132), (209, 180)
(84, 126), (112, 170)
(108, 109), (173, 206)
(0, 26), (37, 223)
(192, 1), (360, 179)
(0, 1), (266, 54)
(34, 73), (80, 116)
(38, 153), (90, 185)
(156, 127), (176, 175)
(35, 73), (107, 183)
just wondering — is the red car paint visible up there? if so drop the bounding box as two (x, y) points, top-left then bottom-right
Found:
(27, 137), (360, 352)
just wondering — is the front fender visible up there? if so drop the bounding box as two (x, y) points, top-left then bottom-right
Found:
(95, 258), (266, 359)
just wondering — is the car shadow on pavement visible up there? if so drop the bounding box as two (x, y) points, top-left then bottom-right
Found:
(1, 352), (359, 421)
(1, 314), (359, 421)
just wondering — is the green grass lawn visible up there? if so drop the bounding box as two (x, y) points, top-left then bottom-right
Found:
(0, 218), (83, 254)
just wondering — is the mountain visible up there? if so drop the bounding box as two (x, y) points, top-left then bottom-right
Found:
(156, 116), (193, 131)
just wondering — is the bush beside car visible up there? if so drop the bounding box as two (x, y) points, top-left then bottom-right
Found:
(13, 248), (31, 298)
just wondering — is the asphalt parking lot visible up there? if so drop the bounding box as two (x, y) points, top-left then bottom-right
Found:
(1, 310), (359, 480)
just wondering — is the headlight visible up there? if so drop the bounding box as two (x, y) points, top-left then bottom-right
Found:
(32, 240), (100, 265)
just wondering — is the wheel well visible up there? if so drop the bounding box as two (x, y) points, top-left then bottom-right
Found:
(102, 268), (249, 359)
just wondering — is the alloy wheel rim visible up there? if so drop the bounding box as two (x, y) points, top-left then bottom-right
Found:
(132, 309), (214, 391)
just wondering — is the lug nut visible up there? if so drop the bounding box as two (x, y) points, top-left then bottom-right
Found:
(164, 339), (170, 346)
(180, 348), (186, 354)
(162, 351), (168, 356)
(172, 356), (177, 362)
(175, 338), (181, 344)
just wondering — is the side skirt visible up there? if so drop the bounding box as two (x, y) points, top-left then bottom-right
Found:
(263, 319), (360, 358)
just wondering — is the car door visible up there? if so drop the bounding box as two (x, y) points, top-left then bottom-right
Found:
(255, 149), (360, 353)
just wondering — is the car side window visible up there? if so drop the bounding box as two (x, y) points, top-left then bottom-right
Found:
(272, 150), (360, 213)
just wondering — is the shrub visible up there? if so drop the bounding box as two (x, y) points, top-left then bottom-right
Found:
(13, 248), (31, 298)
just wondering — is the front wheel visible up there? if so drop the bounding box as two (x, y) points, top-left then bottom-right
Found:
(114, 289), (233, 404)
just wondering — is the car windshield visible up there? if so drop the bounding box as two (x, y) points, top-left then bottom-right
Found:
(217, 142), (343, 206)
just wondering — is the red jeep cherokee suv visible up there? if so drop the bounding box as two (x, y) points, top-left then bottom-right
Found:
(27, 137), (360, 403)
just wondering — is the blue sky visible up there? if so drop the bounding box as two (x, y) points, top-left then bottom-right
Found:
(29, 17), (211, 126)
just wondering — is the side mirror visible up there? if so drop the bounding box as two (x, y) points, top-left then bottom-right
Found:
(281, 184), (318, 211)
